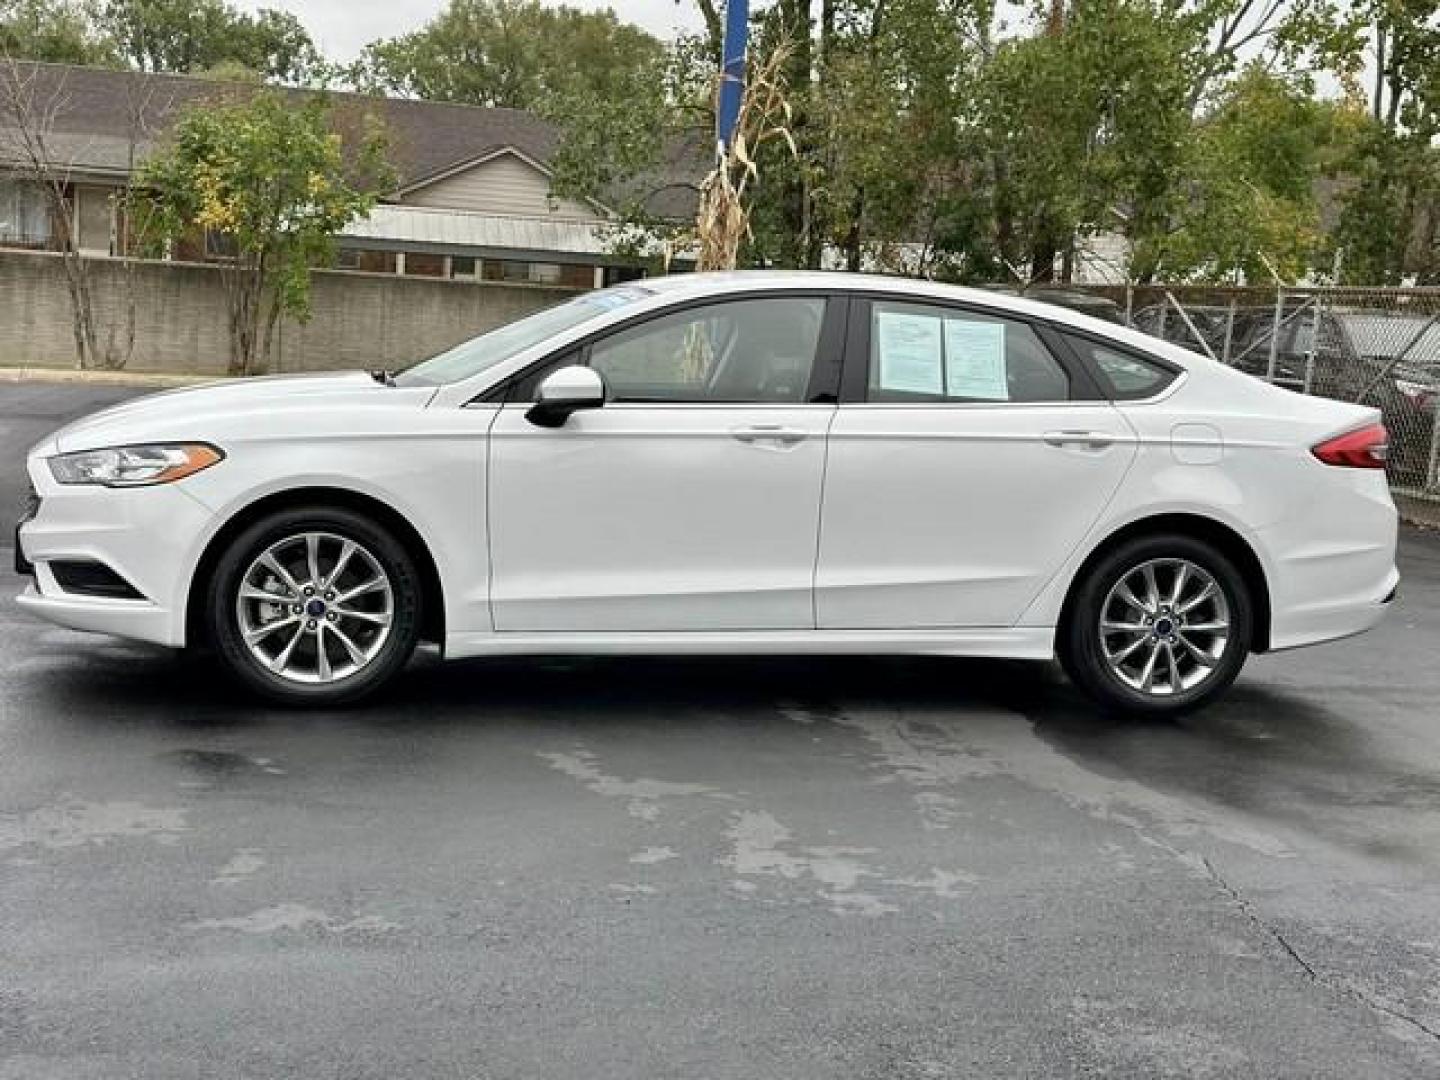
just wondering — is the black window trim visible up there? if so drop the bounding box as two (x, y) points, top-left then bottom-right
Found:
(476, 290), (849, 407)
(474, 286), (1183, 407)
(839, 293), (1107, 405)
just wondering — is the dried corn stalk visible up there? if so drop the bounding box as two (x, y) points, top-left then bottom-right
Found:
(695, 43), (797, 272)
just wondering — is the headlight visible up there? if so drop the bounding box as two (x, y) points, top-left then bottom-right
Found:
(48, 443), (224, 487)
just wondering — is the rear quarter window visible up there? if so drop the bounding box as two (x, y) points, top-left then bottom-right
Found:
(1067, 336), (1179, 400)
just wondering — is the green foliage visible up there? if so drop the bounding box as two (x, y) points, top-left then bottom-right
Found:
(1311, 0), (1440, 283)
(804, 0), (987, 271)
(356, 0), (664, 109)
(545, 29), (711, 260)
(8, 0), (1437, 287)
(140, 90), (392, 374)
(1333, 122), (1440, 284)
(99, 0), (322, 83)
(1160, 70), (1335, 282)
(540, 0), (1356, 283)
(0, 0), (118, 65)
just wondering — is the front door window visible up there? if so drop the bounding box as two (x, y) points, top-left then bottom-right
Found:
(587, 297), (826, 403)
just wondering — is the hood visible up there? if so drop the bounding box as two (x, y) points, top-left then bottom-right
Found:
(49, 371), (434, 453)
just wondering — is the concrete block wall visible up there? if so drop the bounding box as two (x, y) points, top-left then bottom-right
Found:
(0, 249), (575, 375)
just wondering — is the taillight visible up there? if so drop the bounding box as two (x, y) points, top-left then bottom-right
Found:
(1396, 379), (1437, 412)
(1312, 422), (1389, 469)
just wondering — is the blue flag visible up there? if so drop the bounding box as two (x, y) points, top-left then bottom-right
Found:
(715, 0), (749, 157)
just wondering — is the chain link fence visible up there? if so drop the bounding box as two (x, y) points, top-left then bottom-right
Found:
(1051, 285), (1440, 501)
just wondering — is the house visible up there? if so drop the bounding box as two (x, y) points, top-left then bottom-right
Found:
(0, 61), (696, 288)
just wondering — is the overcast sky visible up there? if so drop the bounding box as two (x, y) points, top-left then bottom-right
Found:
(232, 1), (708, 61)
(232, 0), (1356, 100)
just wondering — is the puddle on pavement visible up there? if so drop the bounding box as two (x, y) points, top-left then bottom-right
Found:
(160, 749), (286, 785)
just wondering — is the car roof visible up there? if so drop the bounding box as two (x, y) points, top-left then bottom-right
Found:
(637, 271), (1195, 366)
(1330, 311), (1440, 362)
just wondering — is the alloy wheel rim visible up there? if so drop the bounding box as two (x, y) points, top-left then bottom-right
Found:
(235, 532), (394, 685)
(1099, 558), (1230, 697)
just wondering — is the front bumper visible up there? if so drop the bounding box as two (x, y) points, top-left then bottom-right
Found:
(14, 481), (39, 575)
(14, 580), (177, 644)
(13, 459), (214, 647)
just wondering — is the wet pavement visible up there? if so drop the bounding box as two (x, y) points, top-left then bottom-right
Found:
(3, 381), (1440, 1078)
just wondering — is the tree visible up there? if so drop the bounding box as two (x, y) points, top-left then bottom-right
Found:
(0, 56), (103, 368)
(357, 0), (664, 110)
(783, 0), (988, 274)
(100, 0), (322, 84)
(546, 0), (991, 275)
(954, 0), (1353, 284)
(544, 29), (712, 267)
(0, 55), (167, 368)
(0, 0), (118, 65)
(1303, 0), (1440, 282)
(1332, 122), (1439, 284)
(141, 91), (391, 375)
(340, 0), (1429, 286)
(1162, 68), (1336, 281)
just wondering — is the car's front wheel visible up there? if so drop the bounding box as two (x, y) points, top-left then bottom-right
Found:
(1060, 533), (1253, 717)
(206, 506), (421, 705)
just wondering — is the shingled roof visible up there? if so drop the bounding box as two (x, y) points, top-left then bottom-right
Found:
(0, 60), (566, 188)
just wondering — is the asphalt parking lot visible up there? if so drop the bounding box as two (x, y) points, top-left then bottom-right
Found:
(3, 380), (1440, 1078)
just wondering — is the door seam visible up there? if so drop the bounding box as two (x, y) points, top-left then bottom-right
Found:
(481, 404), (506, 633)
(810, 406), (841, 630)
(1014, 402), (1143, 626)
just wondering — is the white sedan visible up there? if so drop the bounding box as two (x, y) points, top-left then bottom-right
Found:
(15, 272), (1399, 714)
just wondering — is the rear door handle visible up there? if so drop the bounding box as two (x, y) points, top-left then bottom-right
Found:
(1043, 429), (1116, 450)
(732, 424), (807, 446)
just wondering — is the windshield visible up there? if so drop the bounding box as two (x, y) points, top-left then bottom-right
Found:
(394, 284), (655, 387)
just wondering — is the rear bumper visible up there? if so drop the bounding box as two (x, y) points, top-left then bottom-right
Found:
(1259, 466), (1400, 652)
(1265, 565), (1399, 652)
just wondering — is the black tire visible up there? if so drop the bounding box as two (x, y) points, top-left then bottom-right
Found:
(205, 506), (422, 706)
(1059, 532), (1253, 718)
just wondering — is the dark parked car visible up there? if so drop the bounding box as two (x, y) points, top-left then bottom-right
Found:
(981, 286), (1125, 324)
(1134, 303), (1439, 488)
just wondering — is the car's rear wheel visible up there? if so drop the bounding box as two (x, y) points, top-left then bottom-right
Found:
(206, 507), (421, 705)
(1060, 533), (1252, 717)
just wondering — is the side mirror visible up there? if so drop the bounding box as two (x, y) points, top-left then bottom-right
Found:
(526, 365), (606, 428)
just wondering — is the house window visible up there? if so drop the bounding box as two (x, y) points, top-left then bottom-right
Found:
(75, 185), (115, 255)
(204, 230), (238, 260)
(172, 233), (206, 262)
(482, 260), (593, 289)
(335, 247), (398, 274)
(0, 178), (55, 250)
(604, 265), (646, 286)
(450, 255), (478, 280)
(404, 252), (446, 277)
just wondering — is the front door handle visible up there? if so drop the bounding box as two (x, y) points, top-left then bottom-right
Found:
(732, 424), (807, 447)
(1043, 429), (1116, 450)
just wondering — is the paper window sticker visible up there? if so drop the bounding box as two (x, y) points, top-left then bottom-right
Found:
(944, 318), (1009, 400)
(875, 310), (944, 394)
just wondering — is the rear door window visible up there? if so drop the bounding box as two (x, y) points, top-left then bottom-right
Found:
(866, 301), (1071, 404)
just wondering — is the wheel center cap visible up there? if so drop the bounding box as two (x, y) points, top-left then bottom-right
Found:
(1154, 617), (1175, 636)
(305, 598), (327, 618)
